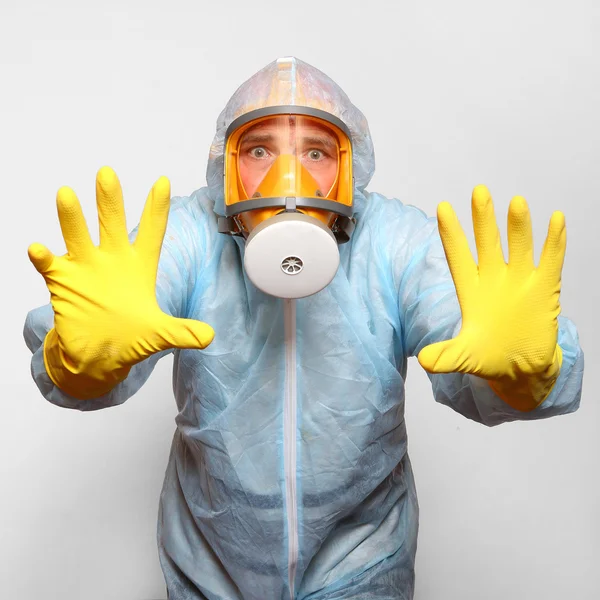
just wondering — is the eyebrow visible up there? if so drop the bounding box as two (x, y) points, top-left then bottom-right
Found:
(240, 132), (276, 146)
(239, 131), (337, 150)
(299, 135), (336, 151)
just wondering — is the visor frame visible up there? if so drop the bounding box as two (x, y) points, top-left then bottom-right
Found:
(222, 105), (356, 243)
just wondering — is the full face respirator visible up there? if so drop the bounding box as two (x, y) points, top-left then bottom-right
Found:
(217, 106), (355, 299)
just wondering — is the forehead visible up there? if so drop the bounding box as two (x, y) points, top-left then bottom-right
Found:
(240, 116), (338, 140)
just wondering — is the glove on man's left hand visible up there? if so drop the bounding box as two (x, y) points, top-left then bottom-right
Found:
(418, 185), (565, 411)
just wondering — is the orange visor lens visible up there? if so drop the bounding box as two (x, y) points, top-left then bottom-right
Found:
(236, 115), (342, 200)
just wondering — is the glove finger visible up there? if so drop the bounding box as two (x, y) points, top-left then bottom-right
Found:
(538, 211), (566, 283)
(96, 166), (130, 250)
(56, 186), (95, 258)
(437, 201), (477, 298)
(156, 315), (215, 351)
(134, 176), (171, 261)
(507, 195), (535, 275)
(471, 185), (505, 269)
(28, 243), (56, 274)
(417, 338), (470, 374)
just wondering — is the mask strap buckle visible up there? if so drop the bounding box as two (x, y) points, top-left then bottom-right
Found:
(217, 216), (244, 237)
(332, 216), (356, 244)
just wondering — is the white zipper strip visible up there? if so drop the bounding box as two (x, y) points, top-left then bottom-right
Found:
(283, 298), (298, 599)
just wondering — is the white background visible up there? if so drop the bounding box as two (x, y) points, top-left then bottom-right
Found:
(1, 1), (598, 598)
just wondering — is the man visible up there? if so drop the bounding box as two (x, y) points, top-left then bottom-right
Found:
(24, 57), (584, 599)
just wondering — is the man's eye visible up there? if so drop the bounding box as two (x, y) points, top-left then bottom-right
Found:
(306, 149), (325, 161)
(249, 147), (268, 159)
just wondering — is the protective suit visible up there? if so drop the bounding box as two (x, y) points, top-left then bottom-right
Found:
(24, 57), (584, 599)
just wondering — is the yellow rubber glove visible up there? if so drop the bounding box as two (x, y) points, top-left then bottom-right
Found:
(417, 185), (565, 412)
(28, 167), (215, 401)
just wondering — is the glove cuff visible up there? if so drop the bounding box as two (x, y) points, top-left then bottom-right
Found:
(43, 328), (131, 400)
(488, 345), (563, 412)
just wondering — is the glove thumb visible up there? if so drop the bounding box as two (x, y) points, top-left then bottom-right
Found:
(417, 338), (468, 374)
(155, 315), (215, 351)
(28, 243), (55, 274)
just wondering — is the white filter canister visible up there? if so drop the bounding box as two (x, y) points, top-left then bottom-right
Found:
(243, 213), (340, 299)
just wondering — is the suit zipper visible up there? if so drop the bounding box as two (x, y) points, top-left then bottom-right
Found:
(283, 298), (298, 598)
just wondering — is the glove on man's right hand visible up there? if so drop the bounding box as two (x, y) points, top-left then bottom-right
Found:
(28, 166), (215, 400)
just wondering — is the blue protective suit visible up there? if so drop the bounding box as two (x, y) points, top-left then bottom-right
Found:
(24, 58), (584, 600)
